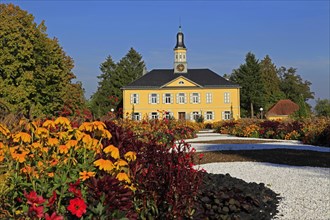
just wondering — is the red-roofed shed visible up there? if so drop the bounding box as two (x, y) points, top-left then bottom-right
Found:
(266, 99), (299, 120)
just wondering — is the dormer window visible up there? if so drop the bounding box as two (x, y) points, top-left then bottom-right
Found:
(179, 81), (184, 85)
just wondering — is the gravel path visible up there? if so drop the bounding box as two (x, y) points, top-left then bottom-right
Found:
(200, 162), (330, 220)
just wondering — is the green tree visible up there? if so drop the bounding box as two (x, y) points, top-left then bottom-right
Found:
(90, 48), (145, 118)
(259, 55), (285, 109)
(0, 4), (85, 117)
(277, 66), (314, 115)
(314, 98), (330, 117)
(90, 56), (117, 118)
(230, 52), (266, 117)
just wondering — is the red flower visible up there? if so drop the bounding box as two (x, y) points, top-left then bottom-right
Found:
(199, 153), (204, 159)
(67, 198), (87, 218)
(45, 212), (64, 220)
(28, 203), (44, 218)
(68, 180), (82, 197)
(24, 191), (46, 205)
(47, 191), (57, 207)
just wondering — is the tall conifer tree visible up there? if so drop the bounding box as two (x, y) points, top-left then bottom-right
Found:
(230, 52), (266, 117)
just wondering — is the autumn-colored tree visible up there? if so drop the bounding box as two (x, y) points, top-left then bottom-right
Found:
(0, 3), (85, 117)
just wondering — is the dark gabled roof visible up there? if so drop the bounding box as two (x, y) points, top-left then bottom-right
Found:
(266, 99), (300, 116)
(122, 69), (239, 89)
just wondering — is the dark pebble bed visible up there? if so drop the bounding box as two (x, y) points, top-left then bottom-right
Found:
(193, 172), (281, 220)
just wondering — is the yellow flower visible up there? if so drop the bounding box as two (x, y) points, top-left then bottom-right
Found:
(103, 145), (120, 159)
(74, 130), (84, 141)
(0, 124), (10, 136)
(54, 117), (70, 127)
(79, 171), (95, 181)
(101, 130), (112, 139)
(116, 172), (131, 183)
(94, 159), (115, 171)
(35, 127), (49, 138)
(42, 120), (56, 129)
(59, 145), (69, 154)
(13, 132), (31, 143)
(124, 151), (137, 162)
(48, 138), (59, 147)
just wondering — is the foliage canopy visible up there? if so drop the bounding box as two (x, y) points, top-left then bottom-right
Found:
(0, 3), (86, 118)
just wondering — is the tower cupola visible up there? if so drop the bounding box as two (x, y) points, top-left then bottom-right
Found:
(174, 26), (188, 73)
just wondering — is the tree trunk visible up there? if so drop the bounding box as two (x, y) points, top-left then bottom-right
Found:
(250, 102), (254, 118)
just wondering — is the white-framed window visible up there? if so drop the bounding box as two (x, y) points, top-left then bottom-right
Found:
(191, 93), (200, 104)
(164, 111), (173, 119)
(191, 111), (200, 121)
(150, 112), (158, 119)
(163, 93), (173, 104)
(132, 112), (141, 121)
(206, 93), (212, 103)
(130, 94), (139, 104)
(224, 92), (230, 104)
(222, 111), (231, 120)
(177, 93), (186, 104)
(205, 111), (214, 120)
(179, 81), (184, 85)
(149, 93), (159, 104)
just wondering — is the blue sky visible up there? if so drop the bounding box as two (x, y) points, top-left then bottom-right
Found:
(7, 1), (330, 106)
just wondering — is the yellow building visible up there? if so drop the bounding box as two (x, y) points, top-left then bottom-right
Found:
(122, 27), (240, 122)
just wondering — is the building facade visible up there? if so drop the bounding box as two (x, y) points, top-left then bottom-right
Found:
(122, 27), (240, 122)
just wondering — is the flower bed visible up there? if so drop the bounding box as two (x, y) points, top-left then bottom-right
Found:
(213, 117), (330, 147)
(0, 117), (203, 219)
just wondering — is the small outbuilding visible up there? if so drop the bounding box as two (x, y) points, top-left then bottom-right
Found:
(265, 99), (299, 120)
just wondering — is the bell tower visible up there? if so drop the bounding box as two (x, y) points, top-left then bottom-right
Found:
(174, 26), (187, 73)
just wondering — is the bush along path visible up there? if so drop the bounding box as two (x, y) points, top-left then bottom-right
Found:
(193, 172), (280, 220)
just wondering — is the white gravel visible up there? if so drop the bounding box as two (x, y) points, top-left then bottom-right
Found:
(199, 162), (330, 220)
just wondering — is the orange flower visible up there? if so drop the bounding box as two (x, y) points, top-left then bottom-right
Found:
(35, 127), (49, 138)
(66, 139), (78, 148)
(59, 145), (69, 154)
(103, 145), (120, 159)
(54, 117), (70, 127)
(79, 122), (92, 132)
(13, 132), (31, 143)
(42, 120), (55, 129)
(47, 138), (59, 147)
(94, 159), (115, 171)
(124, 151), (137, 162)
(10, 146), (29, 163)
(82, 134), (92, 145)
(79, 171), (95, 181)
(116, 172), (131, 183)
(48, 172), (55, 178)
(92, 121), (106, 131)
(31, 142), (42, 149)
(115, 159), (128, 167)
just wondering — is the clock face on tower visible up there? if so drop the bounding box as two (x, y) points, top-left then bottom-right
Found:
(176, 64), (185, 72)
